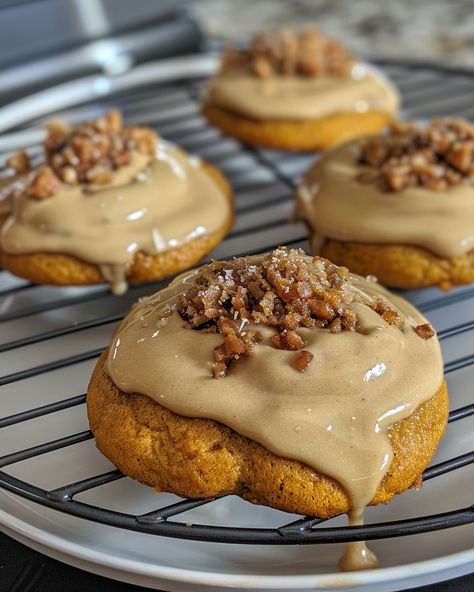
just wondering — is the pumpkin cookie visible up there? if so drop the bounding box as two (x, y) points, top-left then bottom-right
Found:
(88, 248), (447, 543)
(202, 27), (399, 151)
(296, 118), (474, 289)
(0, 112), (234, 294)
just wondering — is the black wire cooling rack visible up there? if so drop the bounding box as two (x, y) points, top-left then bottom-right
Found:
(0, 59), (473, 546)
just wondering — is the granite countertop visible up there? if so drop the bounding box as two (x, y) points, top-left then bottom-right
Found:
(190, 0), (474, 68)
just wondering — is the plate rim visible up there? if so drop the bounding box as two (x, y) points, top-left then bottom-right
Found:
(1, 492), (473, 590)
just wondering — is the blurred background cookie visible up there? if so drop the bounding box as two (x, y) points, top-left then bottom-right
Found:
(202, 27), (399, 151)
(296, 118), (474, 289)
(0, 111), (234, 294)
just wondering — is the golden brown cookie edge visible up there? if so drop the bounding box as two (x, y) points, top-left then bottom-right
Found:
(321, 239), (474, 290)
(87, 351), (448, 518)
(203, 104), (393, 151)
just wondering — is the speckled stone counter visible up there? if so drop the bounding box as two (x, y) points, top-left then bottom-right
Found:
(190, 0), (474, 68)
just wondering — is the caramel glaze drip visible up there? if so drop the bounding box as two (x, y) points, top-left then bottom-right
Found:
(296, 140), (474, 259)
(0, 144), (231, 294)
(105, 253), (443, 570)
(339, 509), (379, 571)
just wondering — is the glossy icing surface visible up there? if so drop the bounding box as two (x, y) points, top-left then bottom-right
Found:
(205, 65), (399, 120)
(297, 141), (474, 257)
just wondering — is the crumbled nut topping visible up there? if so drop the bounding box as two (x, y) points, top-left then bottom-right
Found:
(18, 110), (159, 200)
(27, 166), (62, 200)
(357, 118), (474, 192)
(176, 248), (407, 378)
(414, 323), (435, 340)
(292, 350), (314, 373)
(6, 151), (31, 174)
(220, 26), (356, 79)
(372, 298), (404, 329)
(43, 110), (158, 186)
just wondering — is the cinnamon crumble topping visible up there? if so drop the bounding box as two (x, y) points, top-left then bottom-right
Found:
(220, 27), (356, 79)
(357, 118), (474, 192)
(176, 248), (406, 378)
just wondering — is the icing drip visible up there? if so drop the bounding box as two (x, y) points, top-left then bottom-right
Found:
(339, 509), (379, 572)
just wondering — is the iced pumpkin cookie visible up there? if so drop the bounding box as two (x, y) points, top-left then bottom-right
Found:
(202, 27), (399, 151)
(296, 118), (474, 289)
(87, 247), (447, 570)
(0, 111), (233, 294)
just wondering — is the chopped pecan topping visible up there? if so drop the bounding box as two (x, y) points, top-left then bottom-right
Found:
(220, 26), (356, 79)
(292, 350), (314, 373)
(42, 110), (158, 185)
(27, 166), (62, 200)
(414, 323), (435, 339)
(372, 298), (404, 329)
(271, 329), (304, 350)
(357, 118), (474, 192)
(176, 248), (405, 378)
(6, 151), (31, 174)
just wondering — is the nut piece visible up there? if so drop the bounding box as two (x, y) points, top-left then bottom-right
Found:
(6, 151), (31, 174)
(372, 298), (404, 329)
(271, 329), (304, 350)
(446, 141), (474, 173)
(357, 118), (474, 192)
(220, 27), (355, 79)
(27, 167), (62, 200)
(414, 323), (435, 340)
(292, 350), (314, 372)
(177, 248), (406, 378)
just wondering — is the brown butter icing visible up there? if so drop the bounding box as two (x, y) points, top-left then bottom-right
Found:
(205, 65), (399, 121)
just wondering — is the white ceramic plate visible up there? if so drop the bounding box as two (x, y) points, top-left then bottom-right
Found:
(0, 54), (473, 591)
(1, 488), (474, 592)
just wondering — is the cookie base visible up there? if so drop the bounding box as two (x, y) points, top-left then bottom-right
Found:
(203, 104), (393, 151)
(87, 352), (448, 518)
(321, 239), (474, 290)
